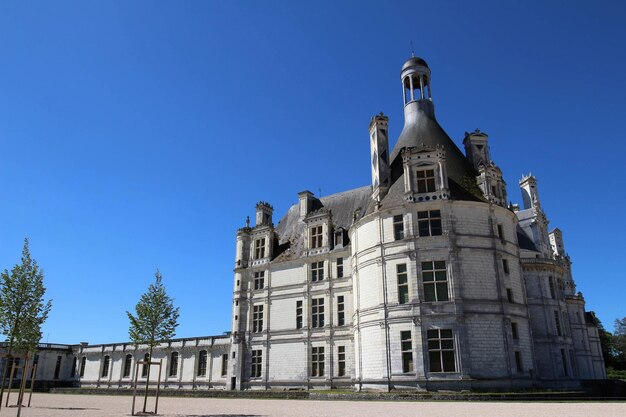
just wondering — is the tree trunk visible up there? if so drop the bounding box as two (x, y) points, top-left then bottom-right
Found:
(142, 348), (152, 413)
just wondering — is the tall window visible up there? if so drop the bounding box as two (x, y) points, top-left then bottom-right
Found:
(393, 215), (404, 240)
(560, 349), (569, 376)
(548, 276), (556, 299)
(310, 225), (323, 248)
(506, 288), (514, 303)
(418, 210), (442, 237)
(311, 261), (324, 282)
(334, 230), (343, 247)
(554, 310), (562, 336)
(251, 350), (262, 378)
(401, 331), (413, 373)
(337, 346), (346, 377)
(169, 352), (179, 377)
(511, 322), (519, 340)
(312, 298), (325, 328)
(337, 296), (345, 326)
(311, 347), (324, 377)
(254, 238), (266, 259)
(123, 354), (132, 378)
(80, 357), (86, 378)
(54, 356), (62, 379)
(515, 351), (523, 373)
(416, 169), (436, 193)
(296, 300), (303, 329)
(101, 355), (110, 378)
(254, 271), (265, 290)
(427, 329), (455, 372)
(422, 261), (449, 302)
(253, 305), (264, 333)
(336, 258), (344, 278)
(502, 259), (510, 274)
(397, 264), (409, 304)
(70, 357), (77, 378)
(221, 354), (228, 376)
(142, 353), (150, 377)
(197, 350), (208, 377)
(497, 224), (505, 242)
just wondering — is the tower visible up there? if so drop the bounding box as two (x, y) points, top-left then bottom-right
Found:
(369, 112), (390, 202)
(401, 56), (434, 117)
(519, 174), (541, 210)
(463, 129), (491, 170)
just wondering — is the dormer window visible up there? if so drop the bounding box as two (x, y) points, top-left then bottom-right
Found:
(310, 225), (323, 249)
(416, 169), (436, 193)
(334, 230), (344, 247)
(254, 238), (266, 259)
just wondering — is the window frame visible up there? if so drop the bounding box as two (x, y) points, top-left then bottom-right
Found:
(401, 331), (414, 373)
(336, 257), (344, 278)
(416, 168), (436, 193)
(310, 225), (323, 249)
(253, 271), (265, 290)
(311, 298), (325, 328)
(123, 354), (132, 378)
(427, 329), (456, 373)
(311, 346), (325, 377)
(397, 264), (409, 304)
(197, 350), (208, 377)
(169, 352), (179, 377)
(417, 210), (442, 237)
(311, 261), (324, 282)
(337, 295), (345, 326)
(296, 300), (303, 329)
(254, 238), (266, 259)
(101, 355), (110, 378)
(393, 214), (404, 240)
(251, 349), (262, 378)
(252, 305), (264, 333)
(337, 346), (346, 377)
(422, 261), (449, 302)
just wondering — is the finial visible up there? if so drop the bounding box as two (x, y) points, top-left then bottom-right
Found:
(410, 40), (415, 57)
(245, 216), (250, 228)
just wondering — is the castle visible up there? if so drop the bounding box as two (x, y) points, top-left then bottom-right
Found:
(1, 56), (606, 391)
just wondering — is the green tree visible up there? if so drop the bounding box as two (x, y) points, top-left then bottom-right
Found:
(614, 317), (626, 370)
(0, 239), (52, 408)
(127, 269), (179, 413)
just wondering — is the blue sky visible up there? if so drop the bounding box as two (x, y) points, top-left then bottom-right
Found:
(0, 1), (624, 344)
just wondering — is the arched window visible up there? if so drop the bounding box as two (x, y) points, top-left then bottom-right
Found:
(123, 354), (133, 378)
(197, 350), (208, 377)
(101, 355), (110, 378)
(169, 352), (179, 377)
(141, 353), (150, 377)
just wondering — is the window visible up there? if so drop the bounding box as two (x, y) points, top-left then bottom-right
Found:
(101, 355), (110, 378)
(254, 271), (265, 290)
(311, 261), (324, 282)
(142, 353), (150, 377)
(197, 350), (208, 377)
(416, 169), (436, 193)
(506, 288), (513, 303)
(312, 298), (325, 328)
(334, 230), (344, 247)
(497, 224), (505, 242)
(337, 296), (345, 326)
(427, 329), (456, 372)
(401, 331), (414, 373)
(554, 310), (562, 336)
(221, 354), (228, 376)
(560, 349), (569, 376)
(418, 210), (442, 237)
(397, 264), (409, 304)
(54, 356), (62, 379)
(311, 347), (325, 377)
(422, 261), (448, 302)
(502, 259), (510, 274)
(80, 357), (86, 378)
(515, 351), (523, 373)
(296, 300), (303, 329)
(310, 225), (323, 248)
(548, 276), (556, 299)
(169, 352), (179, 377)
(251, 349), (262, 378)
(393, 215), (404, 240)
(337, 346), (346, 377)
(254, 238), (266, 259)
(336, 258), (344, 278)
(123, 354), (132, 378)
(253, 305), (264, 333)
(511, 322), (519, 340)
(70, 357), (77, 378)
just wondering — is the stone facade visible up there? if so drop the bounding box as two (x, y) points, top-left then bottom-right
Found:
(7, 56), (605, 391)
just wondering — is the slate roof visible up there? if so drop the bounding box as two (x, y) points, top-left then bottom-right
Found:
(389, 108), (477, 185)
(272, 186), (372, 262)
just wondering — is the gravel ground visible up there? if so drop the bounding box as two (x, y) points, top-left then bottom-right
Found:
(0, 393), (623, 417)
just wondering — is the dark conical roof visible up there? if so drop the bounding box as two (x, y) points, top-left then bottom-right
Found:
(389, 107), (476, 185)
